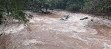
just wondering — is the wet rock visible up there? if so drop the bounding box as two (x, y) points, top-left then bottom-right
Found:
(91, 19), (93, 22)
(60, 15), (70, 21)
(0, 34), (2, 36)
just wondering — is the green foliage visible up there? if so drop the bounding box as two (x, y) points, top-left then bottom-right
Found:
(26, 0), (53, 12)
(41, 0), (52, 12)
(52, 0), (111, 14)
(0, 0), (29, 24)
(82, 0), (111, 13)
(10, 10), (29, 23)
(66, 0), (85, 11)
(53, 0), (85, 12)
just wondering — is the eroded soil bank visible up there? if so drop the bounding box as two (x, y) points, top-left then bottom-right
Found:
(0, 10), (111, 49)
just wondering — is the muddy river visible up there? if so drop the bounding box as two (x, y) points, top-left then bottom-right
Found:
(0, 10), (111, 49)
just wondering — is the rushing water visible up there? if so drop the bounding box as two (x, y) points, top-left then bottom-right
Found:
(0, 10), (111, 49)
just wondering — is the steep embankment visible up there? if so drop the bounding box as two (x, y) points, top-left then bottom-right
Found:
(0, 10), (111, 49)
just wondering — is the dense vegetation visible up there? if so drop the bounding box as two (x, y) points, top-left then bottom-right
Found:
(0, 0), (111, 24)
(54, 0), (111, 14)
(0, 0), (29, 24)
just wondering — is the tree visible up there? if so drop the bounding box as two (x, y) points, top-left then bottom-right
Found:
(82, 0), (111, 14)
(0, 0), (31, 24)
(42, 0), (52, 12)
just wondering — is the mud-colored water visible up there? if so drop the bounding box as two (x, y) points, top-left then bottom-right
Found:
(0, 10), (111, 49)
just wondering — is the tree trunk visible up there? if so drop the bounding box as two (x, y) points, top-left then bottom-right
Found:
(46, 7), (48, 12)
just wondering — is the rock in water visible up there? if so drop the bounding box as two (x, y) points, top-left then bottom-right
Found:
(60, 15), (70, 21)
(91, 19), (93, 22)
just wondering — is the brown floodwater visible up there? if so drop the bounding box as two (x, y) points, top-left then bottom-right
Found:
(0, 10), (111, 49)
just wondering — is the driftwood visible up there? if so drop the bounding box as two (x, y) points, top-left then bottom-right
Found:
(80, 17), (88, 20)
